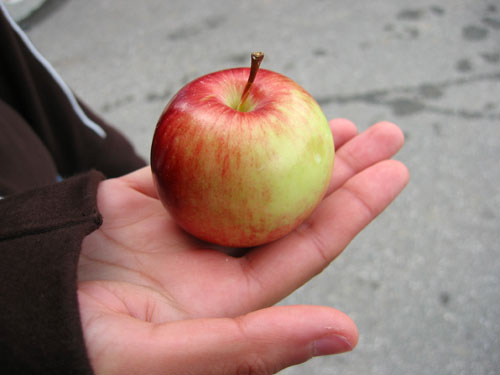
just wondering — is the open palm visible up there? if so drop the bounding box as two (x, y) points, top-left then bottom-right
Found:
(77, 119), (409, 375)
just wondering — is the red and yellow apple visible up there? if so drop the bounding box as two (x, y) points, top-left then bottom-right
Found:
(151, 53), (334, 247)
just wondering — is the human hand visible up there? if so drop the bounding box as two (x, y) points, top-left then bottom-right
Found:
(78, 118), (409, 374)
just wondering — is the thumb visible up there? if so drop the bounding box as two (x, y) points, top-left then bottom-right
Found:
(135, 305), (358, 375)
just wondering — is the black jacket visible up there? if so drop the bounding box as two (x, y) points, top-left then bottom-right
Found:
(0, 4), (146, 373)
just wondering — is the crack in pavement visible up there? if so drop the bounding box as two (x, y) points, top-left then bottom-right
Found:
(317, 71), (500, 119)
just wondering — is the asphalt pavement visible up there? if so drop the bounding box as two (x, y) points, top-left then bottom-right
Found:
(8, 0), (500, 374)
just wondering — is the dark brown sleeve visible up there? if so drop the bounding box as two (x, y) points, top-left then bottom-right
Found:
(0, 171), (104, 375)
(0, 6), (145, 373)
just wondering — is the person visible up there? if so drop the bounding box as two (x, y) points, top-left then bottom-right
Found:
(0, 3), (409, 374)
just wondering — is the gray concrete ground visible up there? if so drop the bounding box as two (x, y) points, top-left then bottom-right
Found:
(10, 0), (500, 373)
(3, 0), (45, 21)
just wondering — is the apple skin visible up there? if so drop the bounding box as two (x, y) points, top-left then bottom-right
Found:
(151, 67), (334, 248)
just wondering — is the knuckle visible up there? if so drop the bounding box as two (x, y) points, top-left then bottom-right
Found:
(236, 356), (274, 375)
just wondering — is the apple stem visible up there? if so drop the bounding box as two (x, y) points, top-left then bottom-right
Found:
(237, 52), (264, 111)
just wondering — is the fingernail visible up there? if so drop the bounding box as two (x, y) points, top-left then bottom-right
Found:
(312, 335), (353, 356)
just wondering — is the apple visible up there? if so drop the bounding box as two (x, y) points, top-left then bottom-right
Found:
(151, 52), (334, 248)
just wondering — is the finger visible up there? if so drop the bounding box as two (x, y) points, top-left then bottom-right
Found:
(115, 119), (362, 202)
(328, 121), (405, 195)
(329, 118), (358, 148)
(117, 119), (361, 201)
(243, 159), (410, 306)
(120, 165), (159, 199)
(110, 305), (358, 375)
